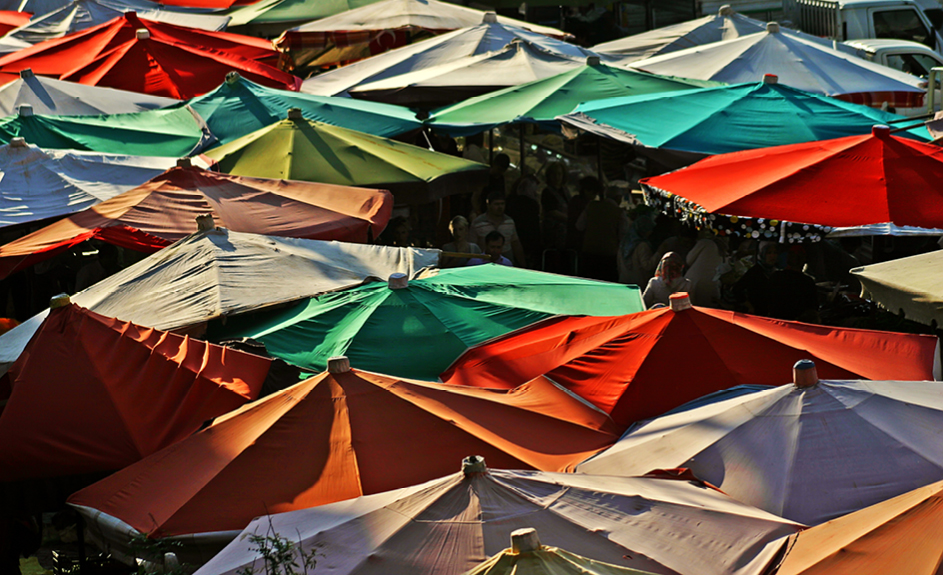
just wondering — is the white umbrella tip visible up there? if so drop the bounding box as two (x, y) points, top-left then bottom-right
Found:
(766, 22), (780, 33)
(669, 292), (693, 312)
(19, 68), (33, 78)
(50, 293), (71, 309)
(328, 356), (351, 373)
(872, 125), (891, 138)
(9, 137), (27, 148)
(388, 273), (408, 289)
(719, 4), (734, 15)
(793, 359), (819, 388)
(511, 528), (542, 554)
(196, 213), (215, 232)
(483, 12), (498, 23)
(763, 74), (778, 84)
(586, 55), (601, 66)
(136, 28), (150, 40)
(287, 107), (303, 120)
(226, 71), (241, 85)
(462, 455), (488, 475)
(17, 104), (32, 117)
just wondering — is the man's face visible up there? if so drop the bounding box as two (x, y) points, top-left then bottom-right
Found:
(486, 238), (505, 260)
(488, 199), (506, 218)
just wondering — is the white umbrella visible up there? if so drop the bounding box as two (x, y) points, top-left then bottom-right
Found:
(852, 250), (943, 327)
(579, 360), (943, 526)
(0, 70), (179, 115)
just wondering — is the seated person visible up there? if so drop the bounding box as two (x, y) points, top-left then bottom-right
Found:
(467, 230), (514, 267)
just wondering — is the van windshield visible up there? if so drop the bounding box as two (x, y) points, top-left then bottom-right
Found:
(873, 8), (935, 48)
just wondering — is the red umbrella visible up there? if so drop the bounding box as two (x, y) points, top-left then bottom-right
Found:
(640, 125), (943, 240)
(441, 293), (941, 428)
(0, 12), (300, 98)
(0, 11), (30, 36)
(0, 164), (393, 280)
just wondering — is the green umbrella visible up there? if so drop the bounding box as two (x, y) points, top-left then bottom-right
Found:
(0, 106), (214, 157)
(203, 109), (488, 203)
(185, 72), (421, 145)
(225, 0), (384, 26)
(428, 60), (712, 136)
(209, 264), (644, 381)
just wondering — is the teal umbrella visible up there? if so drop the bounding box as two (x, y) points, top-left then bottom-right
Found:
(558, 77), (931, 168)
(209, 264), (644, 381)
(185, 72), (422, 145)
(0, 106), (214, 157)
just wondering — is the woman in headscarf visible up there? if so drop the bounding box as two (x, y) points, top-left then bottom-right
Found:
(642, 252), (693, 308)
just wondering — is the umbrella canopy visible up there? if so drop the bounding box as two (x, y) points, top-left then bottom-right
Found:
(185, 72), (421, 145)
(558, 77), (929, 169)
(0, 69), (179, 116)
(640, 125), (943, 238)
(224, 0), (383, 28)
(853, 250), (943, 327)
(274, 0), (568, 70)
(578, 369), (943, 526)
(210, 264), (645, 381)
(628, 22), (926, 108)
(0, 11), (31, 36)
(427, 59), (706, 135)
(0, 302), (271, 481)
(184, 459), (799, 575)
(442, 295), (941, 428)
(301, 16), (607, 98)
(203, 110), (488, 204)
(67, 365), (619, 553)
(0, 12), (300, 99)
(772, 479), (943, 575)
(0, 229), (440, 375)
(0, 139), (181, 228)
(0, 165), (394, 279)
(0, 105), (215, 156)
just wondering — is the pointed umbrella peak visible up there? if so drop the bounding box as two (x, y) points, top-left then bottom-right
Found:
(510, 528), (542, 553)
(483, 11), (497, 23)
(135, 28), (149, 40)
(8, 137), (26, 147)
(669, 292), (692, 312)
(719, 4), (735, 15)
(287, 107), (303, 120)
(763, 73), (778, 84)
(327, 355), (350, 373)
(462, 454), (488, 475)
(872, 124), (891, 138)
(18, 68), (32, 78)
(225, 71), (241, 85)
(793, 359), (819, 388)
(388, 272), (408, 289)
(766, 21), (780, 33)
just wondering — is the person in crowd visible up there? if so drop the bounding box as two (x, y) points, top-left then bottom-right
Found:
(768, 245), (820, 322)
(506, 173), (541, 268)
(684, 228), (727, 307)
(463, 132), (487, 164)
(380, 216), (412, 247)
(467, 230), (513, 266)
(617, 215), (658, 286)
(468, 190), (526, 266)
(441, 215), (481, 268)
(74, 242), (121, 291)
(732, 241), (779, 315)
(576, 177), (628, 281)
(540, 162), (569, 251)
(642, 252), (692, 308)
(566, 175), (597, 250)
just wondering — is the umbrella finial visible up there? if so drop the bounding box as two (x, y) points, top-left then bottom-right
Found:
(226, 71), (241, 85)
(287, 108), (303, 120)
(872, 125), (891, 138)
(17, 104), (32, 117)
(50, 293), (71, 309)
(176, 158), (192, 168)
(669, 292), (693, 312)
(19, 68), (33, 79)
(9, 137), (27, 148)
(763, 74), (778, 84)
(196, 213), (215, 232)
(388, 273), (408, 289)
(719, 4), (734, 15)
(766, 22), (780, 33)
(462, 455), (487, 475)
(135, 28), (150, 40)
(586, 55), (601, 66)
(483, 12), (497, 23)
(793, 359), (819, 388)
(328, 356), (351, 373)
(511, 528), (542, 554)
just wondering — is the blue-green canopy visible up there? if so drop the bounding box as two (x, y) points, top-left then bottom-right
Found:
(184, 73), (422, 145)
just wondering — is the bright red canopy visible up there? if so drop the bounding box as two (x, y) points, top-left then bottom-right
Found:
(0, 12), (300, 98)
(0, 303), (271, 481)
(67, 367), (617, 537)
(640, 125), (943, 233)
(441, 300), (941, 428)
(0, 165), (393, 280)
(0, 11), (31, 36)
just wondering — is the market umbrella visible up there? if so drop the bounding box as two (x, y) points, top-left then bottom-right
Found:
(578, 360), (943, 526)
(852, 250), (943, 327)
(0, 138), (182, 228)
(0, 12), (301, 99)
(223, 0), (385, 28)
(0, 69), (179, 116)
(442, 293), (941, 428)
(640, 124), (943, 239)
(771, 479), (943, 575)
(558, 75), (929, 169)
(67, 363), (619, 562)
(210, 265), (645, 381)
(427, 58), (707, 136)
(274, 0), (569, 70)
(0, 105), (215, 156)
(203, 109), (489, 204)
(629, 22), (926, 109)
(0, 11), (31, 36)
(0, 164), (394, 279)
(0, 228), (440, 375)
(184, 72), (421, 145)
(184, 457), (799, 575)
(0, 301), (271, 481)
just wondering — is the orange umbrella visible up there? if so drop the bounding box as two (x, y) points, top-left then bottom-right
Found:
(0, 164), (393, 280)
(0, 302), (271, 481)
(67, 359), (618, 539)
(441, 293), (941, 428)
